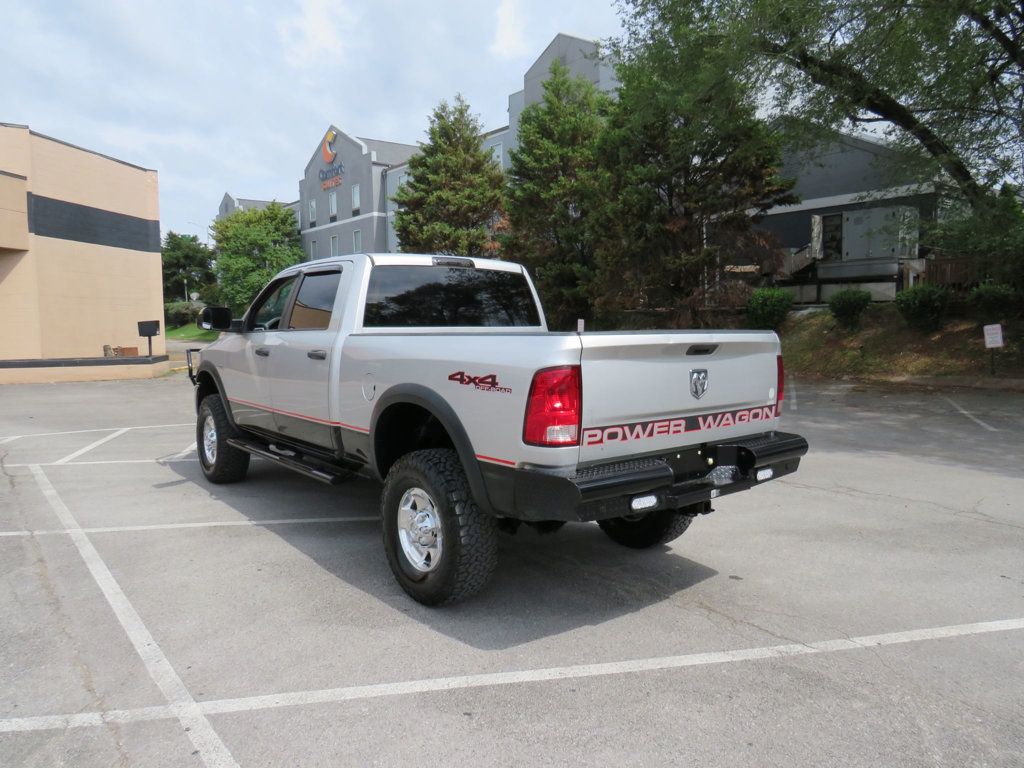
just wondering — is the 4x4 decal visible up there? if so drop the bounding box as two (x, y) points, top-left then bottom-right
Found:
(448, 371), (512, 394)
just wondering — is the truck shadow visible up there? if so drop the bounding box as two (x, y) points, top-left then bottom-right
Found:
(167, 459), (717, 651)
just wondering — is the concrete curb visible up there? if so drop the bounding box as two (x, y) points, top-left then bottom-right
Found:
(795, 373), (1024, 393)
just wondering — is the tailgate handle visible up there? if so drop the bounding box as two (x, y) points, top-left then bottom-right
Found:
(686, 344), (718, 356)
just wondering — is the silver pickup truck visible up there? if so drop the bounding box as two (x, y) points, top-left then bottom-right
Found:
(188, 253), (807, 605)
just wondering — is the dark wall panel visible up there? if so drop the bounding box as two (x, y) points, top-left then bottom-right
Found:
(27, 193), (160, 252)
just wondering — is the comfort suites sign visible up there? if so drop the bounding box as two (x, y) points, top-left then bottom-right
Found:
(318, 129), (343, 190)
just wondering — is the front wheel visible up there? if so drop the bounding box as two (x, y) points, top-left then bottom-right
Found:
(197, 394), (250, 484)
(381, 449), (498, 606)
(598, 508), (694, 549)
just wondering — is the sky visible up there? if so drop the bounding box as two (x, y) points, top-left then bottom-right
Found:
(1, 0), (623, 241)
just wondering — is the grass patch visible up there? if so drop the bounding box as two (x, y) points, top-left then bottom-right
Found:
(781, 303), (1024, 380)
(165, 325), (220, 342)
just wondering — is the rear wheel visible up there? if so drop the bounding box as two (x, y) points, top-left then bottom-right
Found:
(381, 449), (498, 606)
(598, 508), (694, 549)
(197, 394), (250, 484)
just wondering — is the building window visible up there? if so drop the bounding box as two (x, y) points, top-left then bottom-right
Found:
(311, 240), (318, 259)
(490, 143), (503, 164)
(328, 190), (337, 221)
(822, 214), (843, 261)
(352, 229), (362, 252)
(330, 235), (338, 256)
(309, 199), (316, 226)
(351, 184), (361, 216)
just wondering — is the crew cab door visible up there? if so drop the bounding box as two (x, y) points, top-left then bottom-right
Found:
(264, 267), (345, 449)
(220, 275), (299, 433)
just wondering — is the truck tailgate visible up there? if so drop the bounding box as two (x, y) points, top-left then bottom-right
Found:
(578, 331), (782, 464)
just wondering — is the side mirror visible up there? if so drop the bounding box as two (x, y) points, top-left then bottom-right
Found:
(199, 306), (235, 332)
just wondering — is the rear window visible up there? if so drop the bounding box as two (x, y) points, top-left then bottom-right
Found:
(363, 265), (541, 327)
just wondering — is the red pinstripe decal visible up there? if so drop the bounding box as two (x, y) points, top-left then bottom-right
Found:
(228, 397), (370, 433)
(476, 454), (516, 467)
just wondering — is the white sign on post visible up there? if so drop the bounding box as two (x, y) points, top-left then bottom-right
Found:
(983, 323), (1004, 349)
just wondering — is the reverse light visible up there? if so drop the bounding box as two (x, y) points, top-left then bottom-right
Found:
(756, 468), (774, 482)
(776, 355), (785, 406)
(630, 494), (658, 512)
(523, 365), (581, 446)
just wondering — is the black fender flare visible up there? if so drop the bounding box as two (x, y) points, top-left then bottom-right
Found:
(194, 362), (240, 431)
(370, 383), (494, 515)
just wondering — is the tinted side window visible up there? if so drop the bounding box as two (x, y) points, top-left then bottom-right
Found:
(289, 271), (342, 330)
(250, 278), (297, 331)
(363, 266), (541, 327)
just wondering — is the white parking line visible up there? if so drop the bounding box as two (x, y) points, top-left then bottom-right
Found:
(942, 396), (999, 432)
(0, 423), (192, 442)
(28, 465), (239, 768)
(2, 615), (1021, 734)
(0, 516), (379, 537)
(6, 458), (200, 468)
(53, 428), (130, 464)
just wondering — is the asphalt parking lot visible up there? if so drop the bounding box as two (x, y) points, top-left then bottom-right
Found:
(1, 374), (1022, 767)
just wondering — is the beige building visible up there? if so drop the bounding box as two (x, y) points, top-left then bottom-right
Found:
(0, 122), (167, 383)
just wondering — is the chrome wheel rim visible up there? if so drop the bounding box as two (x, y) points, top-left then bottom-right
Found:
(202, 415), (217, 465)
(397, 487), (442, 573)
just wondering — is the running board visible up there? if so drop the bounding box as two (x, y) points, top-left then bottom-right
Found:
(226, 438), (347, 485)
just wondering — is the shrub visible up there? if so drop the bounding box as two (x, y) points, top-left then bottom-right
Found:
(968, 283), (1019, 324)
(164, 301), (201, 328)
(895, 284), (950, 333)
(828, 288), (873, 330)
(745, 287), (793, 331)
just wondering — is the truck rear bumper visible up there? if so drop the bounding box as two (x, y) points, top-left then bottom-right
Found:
(480, 431), (808, 522)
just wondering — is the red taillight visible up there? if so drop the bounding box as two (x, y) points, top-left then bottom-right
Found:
(523, 366), (581, 446)
(776, 354), (785, 405)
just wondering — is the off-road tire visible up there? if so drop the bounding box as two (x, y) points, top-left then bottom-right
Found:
(197, 394), (250, 484)
(598, 508), (694, 549)
(381, 449), (498, 606)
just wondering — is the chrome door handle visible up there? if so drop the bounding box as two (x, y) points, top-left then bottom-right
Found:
(254, 347), (270, 357)
(307, 349), (327, 360)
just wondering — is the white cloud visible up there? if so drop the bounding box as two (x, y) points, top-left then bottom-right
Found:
(277, 0), (357, 68)
(489, 0), (530, 59)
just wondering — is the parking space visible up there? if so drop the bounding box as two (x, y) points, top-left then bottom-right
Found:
(1, 374), (1022, 766)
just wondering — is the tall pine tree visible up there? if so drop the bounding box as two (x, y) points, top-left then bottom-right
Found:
(393, 95), (505, 256)
(594, 18), (797, 323)
(505, 61), (610, 330)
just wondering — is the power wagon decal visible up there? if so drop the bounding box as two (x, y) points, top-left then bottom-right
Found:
(582, 404), (780, 447)
(448, 371), (512, 394)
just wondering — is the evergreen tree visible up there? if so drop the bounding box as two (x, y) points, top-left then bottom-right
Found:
(210, 202), (303, 310)
(594, 19), (797, 323)
(505, 61), (611, 330)
(393, 95), (505, 256)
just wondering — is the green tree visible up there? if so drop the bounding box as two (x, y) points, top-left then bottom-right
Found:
(924, 184), (1024, 289)
(593, 16), (797, 323)
(161, 231), (214, 303)
(621, 0), (1024, 209)
(210, 202), (303, 310)
(393, 95), (505, 256)
(505, 61), (611, 330)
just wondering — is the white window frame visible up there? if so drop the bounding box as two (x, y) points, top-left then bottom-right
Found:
(330, 234), (338, 256)
(351, 184), (361, 212)
(352, 229), (362, 253)
(309, 199), (316, 223)
(490, 142), (503, 163)
(329, 190), (337, 217)
(311, 240), (317, 259)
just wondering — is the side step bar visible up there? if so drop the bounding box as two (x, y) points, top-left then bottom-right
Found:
(226, 438), (348, 485)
